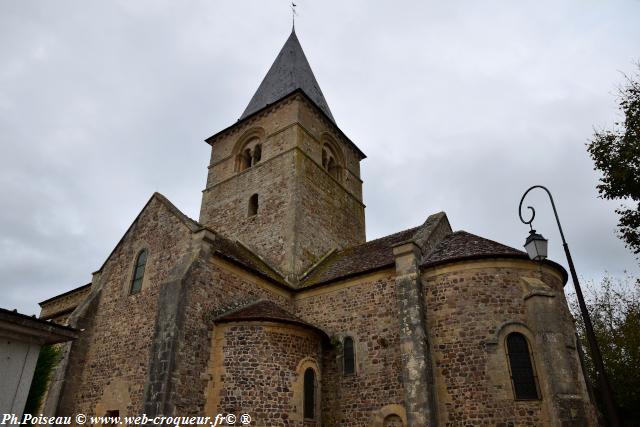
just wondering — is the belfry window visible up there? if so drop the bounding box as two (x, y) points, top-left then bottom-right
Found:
(303, 368), (316, 419)
(321, 145), (340, 180)
(248, 194), (259, 217)
(506, 332), (539, 400)
(252, 144), (262, 164)
(343, 336), (355, 375)
(240, 149), (252, 171)
(130, 249), (147, 294)
(236, 139), (262, 172)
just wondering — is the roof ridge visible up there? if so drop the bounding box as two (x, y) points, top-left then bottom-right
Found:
(453, 229), (523, 250)
(213, 300), (329, 338)
(421, 229), (527, 269)
(93, 192), (199, 274)
(298, 248), (337, 282)
(213, 298), (268, 320)
(348, 225), (421, 250)
(233, 239), (287, 283)
(152, 192), (201, 231)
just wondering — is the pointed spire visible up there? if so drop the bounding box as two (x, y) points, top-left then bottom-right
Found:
(240, 30), (335, 123)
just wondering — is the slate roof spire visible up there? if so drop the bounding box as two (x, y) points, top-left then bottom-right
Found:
(240, 28), (335, 123)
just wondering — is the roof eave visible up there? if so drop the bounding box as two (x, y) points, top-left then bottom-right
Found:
(204, 89), (367, 160)
(39, 282), (92, 306)
(214, 315), (329, 340)
(421, 254), (569, 285)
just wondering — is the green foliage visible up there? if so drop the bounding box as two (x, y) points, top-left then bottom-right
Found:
(569, 275), (640, 424)
(23, 344), (61, 415)
(329, 336), (343, 349)
(587, 66), (640, 257)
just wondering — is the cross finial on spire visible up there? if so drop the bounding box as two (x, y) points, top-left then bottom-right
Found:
(291, 2), (297, 30)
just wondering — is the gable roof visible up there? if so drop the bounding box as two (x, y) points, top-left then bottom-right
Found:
(205, 89), (366, 161)
(301, 226), (421, 287)
(241, 29), (335, 123)
(300, 212), (451, 287)
(214, 300), (328, 338)
(421, 230), (527, 267)
(94, 192), (199, 273)
(208, 236), (286, 285)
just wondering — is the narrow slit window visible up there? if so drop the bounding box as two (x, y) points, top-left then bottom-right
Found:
(248, 194), (259, 217)
(506, 332), (539, 400)
(130, 249), (147, 294)
(343, 336), (355, 375)
(303, 368), (315, 419)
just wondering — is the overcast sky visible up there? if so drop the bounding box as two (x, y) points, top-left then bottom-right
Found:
(2, 1), (639, 316)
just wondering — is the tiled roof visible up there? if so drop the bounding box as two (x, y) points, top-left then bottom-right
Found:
(421, 231), (526, 267)
(301, 226), (421, 287)
(210, 236), (286, 285)
(214, 300), (328, 338)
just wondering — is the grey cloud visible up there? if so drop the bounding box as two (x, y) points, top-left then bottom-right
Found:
(1, 0), (639, 315)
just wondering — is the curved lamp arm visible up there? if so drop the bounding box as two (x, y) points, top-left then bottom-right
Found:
(518, 185), (567, 244)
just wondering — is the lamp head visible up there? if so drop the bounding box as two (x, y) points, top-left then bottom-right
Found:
(524, 229), (548, 261)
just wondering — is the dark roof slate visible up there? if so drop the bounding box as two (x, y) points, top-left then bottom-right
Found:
(301, 226), (421, 287)
(240, 30), (335, 123)
(422, 231), (526, 267)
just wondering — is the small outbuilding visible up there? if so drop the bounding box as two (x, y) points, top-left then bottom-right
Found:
(0, 308), (77, 418)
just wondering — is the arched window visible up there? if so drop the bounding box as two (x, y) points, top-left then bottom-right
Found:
(240, 148), (252, 171)
(248, 194), (259, 217)
(303, 368), (316, 419)
(327, 157), (338, 179)
(383, 414), (403, 427)
(130, 249), (147, 294)
(506, 332), (539, 400)
(343, 336), (355, 375)
(235, 137), (262, 172)
(252, 144), (262, 165)
(321, 144), (340, 180)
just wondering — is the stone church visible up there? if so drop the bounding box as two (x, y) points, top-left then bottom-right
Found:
(38, 29), (598, 426)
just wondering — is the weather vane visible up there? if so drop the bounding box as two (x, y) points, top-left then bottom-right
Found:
(291, 2), (297, 29)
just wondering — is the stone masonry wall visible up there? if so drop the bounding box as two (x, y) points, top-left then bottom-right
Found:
(57, 196), (195, 418)
(296, 99), (363, 201)
(200, 95), (365, 278)
(204, 321), (323, 427)
(171, 253), (293, 417)
(200, 149), (297, 274)
(422, 259), (597, 427)
(293, 271), (405, 426)
(295, 151), (365, 275)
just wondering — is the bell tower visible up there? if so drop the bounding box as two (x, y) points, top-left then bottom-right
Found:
(199, 29), (366, 282)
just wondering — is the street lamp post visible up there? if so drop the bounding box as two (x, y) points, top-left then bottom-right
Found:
(519, 185), (620, 427)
